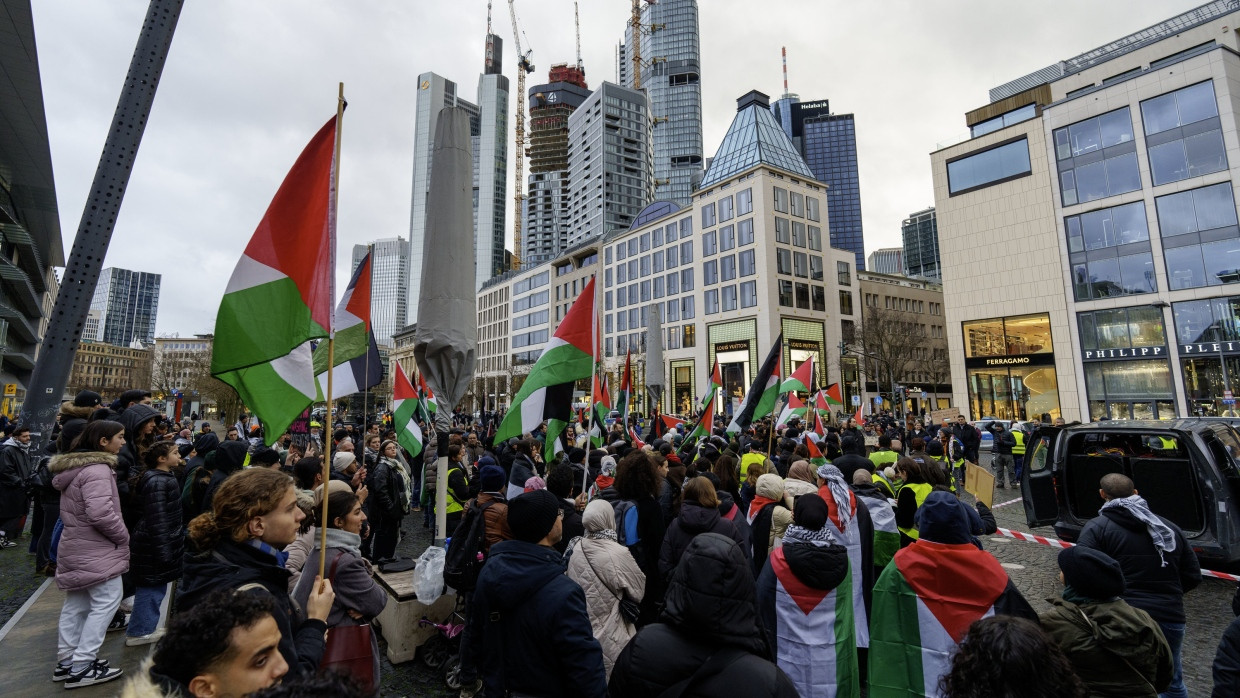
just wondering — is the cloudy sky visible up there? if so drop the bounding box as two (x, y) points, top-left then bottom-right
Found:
(31, 0), (1197, 337)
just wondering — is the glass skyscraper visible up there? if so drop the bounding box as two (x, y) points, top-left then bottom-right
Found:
(352, 238), (409, 348)
(902, 207), (940, 281)
(523, 65), (591, 265)
(623, 0), (704, 206)
(90, 267), (161, 347)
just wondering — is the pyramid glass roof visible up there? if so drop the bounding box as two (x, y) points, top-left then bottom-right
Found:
(699, 101), (817, 188)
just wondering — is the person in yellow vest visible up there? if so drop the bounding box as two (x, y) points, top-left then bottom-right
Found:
(893, 457), (934, 547)
(444, 444), (472, 538)
(869, 435), (899, 472)
(740, 441), (771, 482)
(1011, 422), (1027, 483)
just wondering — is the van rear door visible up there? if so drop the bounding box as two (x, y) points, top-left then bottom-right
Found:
(1021, 426), (1062, 527)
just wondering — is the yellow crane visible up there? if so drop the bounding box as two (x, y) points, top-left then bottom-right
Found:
(508, 0), (534, 271)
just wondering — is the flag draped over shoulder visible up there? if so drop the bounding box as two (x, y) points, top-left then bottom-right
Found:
(727, 334), (783, 434)
(496, 278), (597, 451)
(312, 249), (381, 399)
(211, 116), (337, 444)
(392, 361), (423, 458)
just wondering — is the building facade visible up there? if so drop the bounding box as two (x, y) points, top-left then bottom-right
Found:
(90, 267), (161, 347)
(623, 0), (704, 206)
(524, 65), (592, 265)
(866, 248), (904, 275)
(857, 271), (952, 414)
(67, 342), (152, 400)
(902, 207), (941, 281)
(352, 238), (409, 348)
(565, 82), (654, 248)
(931, 0), (1240, 422)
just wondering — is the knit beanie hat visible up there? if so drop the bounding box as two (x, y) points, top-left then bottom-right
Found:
(507, 489), (562, 543)
(332, 451), (356, 472)
(252, 447), (281, 466)
(793, 493), (829, 531)
(1058, 546), (1125, 600)
(524, 476), (547, 493)
(479, 464), (506, 492)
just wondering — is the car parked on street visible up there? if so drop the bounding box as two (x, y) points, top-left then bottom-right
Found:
(971, 419), (1011, 452)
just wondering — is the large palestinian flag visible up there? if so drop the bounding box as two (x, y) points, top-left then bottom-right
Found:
(777, 393), (806, 428)
(391, 360), (423, 458)
(780, 356), (814, 396)
(313, 249), (382, 399)
(212, 116), (337, 444)
(727, 334), (783, 434)
(767, 547), (860, 698)
(868, 540), (1013, 697)
(495, 278), (596, 451)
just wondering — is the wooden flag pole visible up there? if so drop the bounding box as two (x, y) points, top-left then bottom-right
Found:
(362, 242), (374, 436)
(320, 82), (346, 584)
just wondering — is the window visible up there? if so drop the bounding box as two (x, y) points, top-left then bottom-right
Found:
(702, 202), (717, 228)
(806, 197), (821, 222)
(963, 313), (1052, 357)
(616, 264), (627, 284)
(640, 256), (650, 277)
(947, 138), (1032, 195)
(739, 250), (756, 276)
(617, 312), (627, 331)
(842, 319), (856, 342)
(1156, 183), (1240, 290)
(666, 298), (679, 321)
(1142, 81), (1226, 186)
(1066, 201), (1158, 300)
(605, 337), (613, 357)
(738, 218), (755, 246)
(722, 285), (737, 311)
(1052, 108), (1140, 206)
(605, 290), (613, 310)
(681, 268), (694, 291)
(1078, 305), (1166, 351)
(682, 296), (695, 319)
(628, 259), (637, 279)
(839, 290), (854, 315)
(605, 268), (613, 288)
(719, 195), (734, 222)
(703, 259), (718, 285)
(616, 243), (626, 261)
(737, 188), (753, 215)
(667, 326), (681, 349)
(683, 324), (696, 347)
(653, 252), (664, 273)
(680, 241), (693, 264)
(969, 103), (1037, 138)
(617, 285), (627, 307)
(792, 221), (806, 247)
(794, 252), (808, 278)
(721, 255), (737, 281)
(704, 289), (720, 314)
(778, 280), (794, 307)
(795, 283), (811, 309)
(837, 261), (852, 286)
(720, 225), (735, 251)
(653, 227), (663, 246)
(640, 280), (651, 301)
(740, 281), (757, 308)
(680, 217), (693, 239)
(1174, 295), (1240, 344)
(653, 276), (664, 298)
(666, 246), (678, 269)
(774, 186), (789, 213)
(605, 247), (612, 264)
(813, 286), (826, 312)
(808, 225), (822, 251)
(628, 239), (638, 256)
(666, 271), (679, 295)
(810, 256), (823, 281)
(703, 231), (717, 256)
(790, 192), (805, 218)
(775, 218), (790, 244)
(640, 233), (650, 252)
(777, 248), (793, 275)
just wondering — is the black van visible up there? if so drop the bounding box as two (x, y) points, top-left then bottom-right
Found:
(1020, 419), (1240, 566)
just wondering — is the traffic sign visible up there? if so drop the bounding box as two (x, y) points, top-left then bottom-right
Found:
(851, 395), (861, 406)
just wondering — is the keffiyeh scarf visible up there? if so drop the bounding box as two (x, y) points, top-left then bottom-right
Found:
(816, 464), (854, 530)
(783, 524), (836, 548)
(1101, 494), (1176, 566)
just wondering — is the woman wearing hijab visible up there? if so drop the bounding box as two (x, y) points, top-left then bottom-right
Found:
(785, 460), (818, 487)
(747, 473), (788, 577)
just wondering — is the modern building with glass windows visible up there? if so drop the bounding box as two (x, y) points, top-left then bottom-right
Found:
(931, 0), (1240, 421)
(622, 0), (704, 206)
(351, 238), (409, 349)
(866, 248), (904, 276)
(902, 207), (941, 281)
(524, 65), (592, 265)
(90, 268), (161, 348)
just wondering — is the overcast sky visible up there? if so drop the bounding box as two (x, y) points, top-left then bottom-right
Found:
(31, 0), (1198, 337)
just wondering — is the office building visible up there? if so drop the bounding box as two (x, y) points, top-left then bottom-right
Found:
(524, 65), (592, 265)
(407, 31), (509, 317)
(565, 82), (654, 247)
(773, 97), (867, 271)
(930, 0), (1240, 422)
(866, 248), (904, 276)
(352, 238), (409, 348)
(68, 342), (152, 398)
(623, 0), (704, 205)
(90, 268), (161, 347)
(0, 1), (65, 403)
(857, 271), (951, 413)
(902, 207), (941, 281)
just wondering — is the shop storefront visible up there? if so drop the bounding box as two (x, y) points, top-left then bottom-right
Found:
(781, 318), (825, 386)
(1175, 296), (1240, 416)
(1078, 306), (1175, 420)
(963, 313), (1061, 421)
(670, 359), (696, 416)
(708, 319), (758, 418)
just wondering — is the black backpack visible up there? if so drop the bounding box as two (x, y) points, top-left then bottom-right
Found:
(443, 498), (496, 592)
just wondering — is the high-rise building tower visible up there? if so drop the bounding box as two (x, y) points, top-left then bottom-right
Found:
(902, 207), (940, 281)
(407, 32), (510, 320)
(90, 268), (161, 347)
(351, 238), (409, 348)
(623, 0), (703, 206)
(866, 248), (904, 276)
(566, 82), (654, 247)
(773, 98), (867, 272)
(523, 65), (591, 265)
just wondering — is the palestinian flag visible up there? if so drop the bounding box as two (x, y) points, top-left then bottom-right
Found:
(824, 383), (845, 407)
(776, 393), (806, 428)
(765, 547), (859, 698)
(212, 117), (337, 444)
(418, 373), (438, 420)
(780, 356), (814, 396)
(811, 406), (828, 440)
(806, 437), (827, 466)
(628, 426), (646, 449)
(856, 489), (900, 571)
(391, 360), (423, 458)
(727, 334), (783, 434)
(618, 350), (633, 435)
(853, 406), (866, 427)
(589, 372), (611, 447)
(868, 541), (1014, 697)
(697, 361), (722, 413)
(313, 250), (382, 399)
(684, 396), (715, 445)
(660, 414), (686, 433)
(495, 278), (596, 455)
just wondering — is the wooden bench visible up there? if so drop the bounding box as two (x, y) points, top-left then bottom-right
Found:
(373, 567), (457, 664)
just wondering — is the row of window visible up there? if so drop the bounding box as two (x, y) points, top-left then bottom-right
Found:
(605, 269), (696, 310)
(703, 282), (759, 314)
(701, 188), (754, 227)
(701, 219), (756, 254)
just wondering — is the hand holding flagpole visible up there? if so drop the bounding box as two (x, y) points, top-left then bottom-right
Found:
(319, 82), (345, 586)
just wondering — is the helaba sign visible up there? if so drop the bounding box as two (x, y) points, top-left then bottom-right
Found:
(1083, 346), (1166, 361)
(1182, 341), (1240, 355)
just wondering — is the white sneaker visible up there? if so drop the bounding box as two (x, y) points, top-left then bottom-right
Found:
(63, 661), (122, 689)
(125, 630), (164, 647)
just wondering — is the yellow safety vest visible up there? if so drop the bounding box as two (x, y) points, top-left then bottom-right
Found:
(740, 452), (767, 480)
(445, 467), (467, 515)
(1011, 430), (1026, 456)
(873, 471), (897, 499)
(897, 482), (934, 541)
(870, 450), (899, 469)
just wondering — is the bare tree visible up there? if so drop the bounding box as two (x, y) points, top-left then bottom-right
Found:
(848, 306), (925, 417)
(925, 348), (953, 411)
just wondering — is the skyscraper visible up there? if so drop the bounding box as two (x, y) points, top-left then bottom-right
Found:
(90, 268), (161, 347)
(523, 65), (591, 265)
(565, 82), (654, 247)
(866, 248), (904, 276)
(351, 238), (409, 348)
(773, 97), (867, 271)
(902, 207), (940, 281)
(623, 0), (704, 206)
(407, 32), (509, 320)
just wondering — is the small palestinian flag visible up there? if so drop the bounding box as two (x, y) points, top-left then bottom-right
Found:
(697, 361), (722, 413)
(777, 393), (807, 428)
(391, 361), (423, 459)
(806, 437), (827, 466)
(780, 356), (814, 396)
(684, 395), (715, 444)
(661, 414), (686, 432)
(628, 426), (646, 449)
(824, 382), (845, 407)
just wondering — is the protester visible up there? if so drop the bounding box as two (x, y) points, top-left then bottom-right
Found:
(179, 468), (335, 678)
(1077, 473), (1201, 698)
(851, 468), (899, 578)
(51, 420), (130, 688)
(748, 472), (788, 576)
(609, 533), (800, 697)
(125, 441), (185, 646)
(368, 439), (410, 560)
(1214, 585), (1240, 698)
(444, 444), (472, 537)
(546, 463), (584, 554)
(894, 456), (933, 546)
(612, 450), (666, 623)
(0, 424), (34, 546)
(939, 616), (1086, 698)
(467, 489), (607, 696)
(659, 477), (746, 582)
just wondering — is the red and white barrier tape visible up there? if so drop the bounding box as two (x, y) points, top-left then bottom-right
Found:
(989, 497), (1024, 509)
(993, 527), (1240, 582)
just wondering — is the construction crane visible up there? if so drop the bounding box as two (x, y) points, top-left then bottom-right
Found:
(629, 0), (658, 89)
(575, 2), (583, 73)
(509, 0), (534, 270)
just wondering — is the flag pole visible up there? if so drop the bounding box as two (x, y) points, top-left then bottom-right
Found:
(585, 278), (598, 495)
(320, 82), (345, 584)
(362, 243), (373, 436)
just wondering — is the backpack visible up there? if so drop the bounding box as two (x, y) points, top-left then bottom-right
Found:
(612, 499), (640, 547)
(443, 498), (496, 592)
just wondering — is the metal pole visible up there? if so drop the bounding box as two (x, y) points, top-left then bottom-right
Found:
(319, 82), (346, 583)
(19, 0), (184, 447)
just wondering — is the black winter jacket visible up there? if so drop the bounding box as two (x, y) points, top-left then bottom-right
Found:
(717, 491), (752, 555)
(467, 540), (607, 697)
(0, 438), (32, 519)
(1214, 613), (1240, 698)
(129, 469), (183, 586)
(1077, 506), (1202, 624)
(987, 423), (1016, 455)
(199, 441), (248, 514)
(179, 539), (327, 678)
(554, 496), (584, 555)
(117, 405), (161, 525)
(609, 533), (799, 698)
(659, 501), (745, 582)
(369, 456), (406, 520)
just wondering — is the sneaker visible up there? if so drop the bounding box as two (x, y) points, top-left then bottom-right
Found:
(106, 611), (127, 632)
(125, 630), (164, 647)
(63, 661), (122, 689)
(53, 659), (109, 683)
(0, 536), (17, 549)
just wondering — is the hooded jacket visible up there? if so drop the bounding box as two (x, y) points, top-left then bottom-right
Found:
(199, 440), (249, 514)
(717, 490), (752, 554)
(659, 501), (746, 581)
(51, 451), (129, 591)
(118, 404), (161, 523)
(129, 468), (184, 586)
(1215, 614), (1240, 698)
(609, 533), (800, 698)
(0, 435), (33, 519)
(1039, 596), (1171, 697)
(467, 539), (607, 697)
(1076, 506), (1201, 624)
